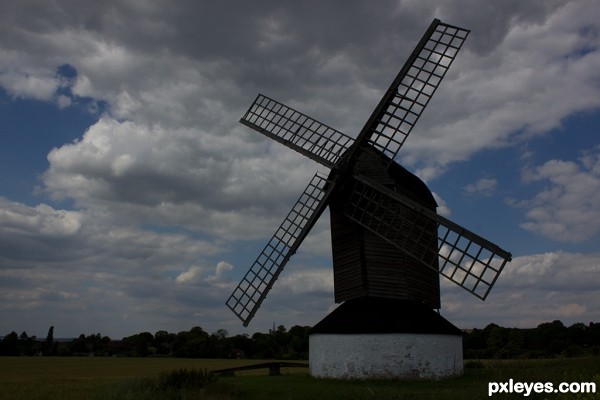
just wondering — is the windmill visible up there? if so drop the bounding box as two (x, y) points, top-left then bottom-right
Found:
(226, 19), (512, 378)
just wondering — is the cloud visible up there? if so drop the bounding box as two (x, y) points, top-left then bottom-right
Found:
(0, 197), (221, 271)
(514, 146), (600, 242)
(176, 261), (233, 290)
(4, 0), (599, 182)
(0, 198), (82, 237)
(215, 261), (234, 277)
(464, 178), (498, 197)
(277, 268), (333, 295)
(205, 261), (234, 287)
(176, 266), (204, 284)
(0, 195), (226, 336)
(443, 251), (600, 328)
(0, 70), (58, 101)
(432, 192), (452, 217)
(401, 0), (600, 177)
(555, 303), (587, 318)
(42, 116), (316, 240)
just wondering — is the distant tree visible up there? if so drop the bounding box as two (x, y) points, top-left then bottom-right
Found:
(288, 325), (310, 357)
(567, 322), (593, 347)
(207, 330), (232, 358)
(153, 330), (176, 355)
(69, 334), (88, 354)
(229, 334), (254, 358)
(4, 318), (597, 359)
(536, 320), (569, 356)
(20, 331), (39, 356)
(123, 332), (154, 357)
(42, 326), (55, 356)
(482, 323), (508, 358)
(67, 333), (111, 356)
(173, 327), (209, 358)
(45, 326), (54, 344)
(251, 332), (278, 359)
(214, 329), (228, 339)
(0, 332), (19, 356)
(504, 329), (526, 358)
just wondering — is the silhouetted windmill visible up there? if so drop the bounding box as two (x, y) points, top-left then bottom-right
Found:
(226, 20), (511, 377)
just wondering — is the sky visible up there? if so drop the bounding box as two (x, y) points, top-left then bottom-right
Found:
(0, 0), (599, 339)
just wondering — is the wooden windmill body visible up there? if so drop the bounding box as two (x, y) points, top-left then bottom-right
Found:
(329, 147), (441, 308)
(226, 19), (512, 379)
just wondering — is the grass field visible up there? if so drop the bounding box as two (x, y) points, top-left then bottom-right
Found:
(0, 357), (598, 399)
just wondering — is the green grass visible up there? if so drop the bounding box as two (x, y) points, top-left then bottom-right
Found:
(89, 368), (236, 400)
(0, 357), (598, 399)
(227, 358), (600, 400)
(0, 358), (279, 399)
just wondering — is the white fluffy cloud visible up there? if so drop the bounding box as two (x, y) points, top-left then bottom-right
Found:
(0, 69), (59, 101)
(407, 0), (600, 179)
(443, 251), (600, 328)
(175, 266), (204, 284)
(516, 147), (600, 242)
(42, 116), (316, 240)
(0, 195), (225, 336)
(278, 268), (333, 295)
(177, 261), (233, 286)
(0, 198), (82, 237)
(464, 178), (498, 197)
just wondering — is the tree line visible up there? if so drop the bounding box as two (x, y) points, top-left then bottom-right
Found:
(1, 320), (599, 359)
(464, 320), (600, 359)
(0, 324), (310, 359)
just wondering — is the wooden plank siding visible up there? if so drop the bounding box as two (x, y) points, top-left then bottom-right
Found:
(330, 210), (368, 302)
(329, 145), (441, 308)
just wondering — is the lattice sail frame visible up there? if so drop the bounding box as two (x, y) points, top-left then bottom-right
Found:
(226, 172), (333, 326)
(362, 21), (470, 163)
(239, 21), (470, 171)
(344, 175), (511, 300)
(240, 94), (354, 168)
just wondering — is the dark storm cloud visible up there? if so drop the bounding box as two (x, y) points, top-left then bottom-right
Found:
(433, 0), (566, 54)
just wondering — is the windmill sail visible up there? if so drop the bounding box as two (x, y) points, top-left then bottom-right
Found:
(240, 94), (354, 168)
(226, 172), (333, 326)
(353, 20), (469, 164)
(344, 175), (511, 300)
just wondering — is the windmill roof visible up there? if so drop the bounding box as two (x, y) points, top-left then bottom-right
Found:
(386, 157), (437, 209)
(355, 147), (437, 209)
(310, 297), (462, 336)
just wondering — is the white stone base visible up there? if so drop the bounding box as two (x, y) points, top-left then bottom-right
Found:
(309, 333), (463, 379)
